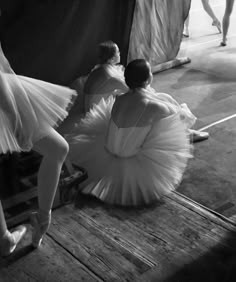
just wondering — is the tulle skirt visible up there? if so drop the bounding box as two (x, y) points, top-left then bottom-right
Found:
(0, 71), (77, 154)
(67, 96), (193, 206)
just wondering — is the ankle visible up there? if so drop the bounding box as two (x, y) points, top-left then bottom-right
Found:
(0, 230), (14, 244)
(31, 211), (51, 248)
(38, 209), (51, 224)
(0, 227), (8, 239)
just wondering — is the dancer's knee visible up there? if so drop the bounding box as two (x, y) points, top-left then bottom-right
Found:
(33, 129), (69, 163)
(53, 138), (69, 163)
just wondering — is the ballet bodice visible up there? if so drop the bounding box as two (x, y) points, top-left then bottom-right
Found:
(105, 119), (151, 157)
(83, 64), (126, 113)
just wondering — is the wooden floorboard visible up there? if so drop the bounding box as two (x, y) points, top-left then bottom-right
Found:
(0, 228), (102, 282)
(49, 207), (151, 281)
(1, 192), (236, 281)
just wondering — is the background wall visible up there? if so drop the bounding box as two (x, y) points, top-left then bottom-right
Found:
(0, 0), (135, 85)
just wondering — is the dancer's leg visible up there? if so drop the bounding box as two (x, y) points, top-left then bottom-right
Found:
(221, 0), (235, 45)
(201, 0), (221, 32)
(31, 127), (69, 247)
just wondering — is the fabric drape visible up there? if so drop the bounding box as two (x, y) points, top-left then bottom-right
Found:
(0, 0), (135, 85)
(128, 0), (191, 65)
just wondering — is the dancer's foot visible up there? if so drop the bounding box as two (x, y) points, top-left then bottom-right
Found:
(212, 20), (222, 33)
(183, 29), (189, 37)
(190, 130), (209, 143)
(30, 210), (51, 248)
(220, 41), (227, 47)
(0, 225), (27, 257)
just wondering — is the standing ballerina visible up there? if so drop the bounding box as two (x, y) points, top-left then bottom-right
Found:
(183, 0), (221, 37)
(221, 0), (235, 46)
(0, 16), (77, 255)
(67, 59), (194, 206)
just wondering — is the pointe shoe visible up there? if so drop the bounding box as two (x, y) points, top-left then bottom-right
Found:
(0, 225), (27, 257)
(190, 130), (209, 143)
(183, 29), (189, 37)
(212, 20), (221, 33)
(30, 211), (51, 248)
(220, 41), (227, 47)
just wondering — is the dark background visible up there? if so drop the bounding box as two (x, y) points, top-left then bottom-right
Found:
(0, 0), (135, 85)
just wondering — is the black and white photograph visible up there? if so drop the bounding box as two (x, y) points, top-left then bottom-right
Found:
(0, 0), (236, 281)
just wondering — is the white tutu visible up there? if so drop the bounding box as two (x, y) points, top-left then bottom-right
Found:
(67, 94), (194, 206)
(79, 64), (127, 113)
(0, 44), (77, 154)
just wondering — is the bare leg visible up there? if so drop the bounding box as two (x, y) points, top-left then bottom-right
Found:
(221, 0), (235, 45)
(201, 0), (221, 32)
(31, 127), (69, 247)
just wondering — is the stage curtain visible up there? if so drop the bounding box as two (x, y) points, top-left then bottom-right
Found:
(0, 0), (135, 85)
(128, 0), (191, 66)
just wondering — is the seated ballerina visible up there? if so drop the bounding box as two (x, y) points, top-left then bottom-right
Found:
(59, 40), (128, 135)
(67, 59), (195, 206)
(83, 40), (128, 112)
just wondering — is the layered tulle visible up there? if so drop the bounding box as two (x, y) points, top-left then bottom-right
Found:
(74, 64), (127, 113)
(61, 64), (127, 135)
(67, 95), (194, 206)
(128, 0), (191, 65)
(0, 44), (77, 154)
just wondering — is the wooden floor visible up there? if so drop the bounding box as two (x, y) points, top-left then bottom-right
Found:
(1, 192), (236, 282)
(1, 2), (236, 281)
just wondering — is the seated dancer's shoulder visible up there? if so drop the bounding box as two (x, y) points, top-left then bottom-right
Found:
(148, 99), (172, 120)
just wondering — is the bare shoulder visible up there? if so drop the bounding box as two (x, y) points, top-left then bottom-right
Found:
(111, 91), (131, 116)
(111, 94), (122, 115)
(148, 100), (171, 118)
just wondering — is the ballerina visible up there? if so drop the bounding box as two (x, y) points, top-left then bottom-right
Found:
(183, 0), (221, 37)
(221, 0), (235, 46)
(60, 41), (128, 135)
(0, 32), (77, 255)
(67, 59), (195, 206)
(83, 40), (128, 112)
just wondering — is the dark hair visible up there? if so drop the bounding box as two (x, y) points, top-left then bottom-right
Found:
(124, 59), (151, 89)
(98, 41), (119, 64)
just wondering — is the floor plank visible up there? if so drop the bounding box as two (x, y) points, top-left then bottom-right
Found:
(0, 229), (102, 282)
(49, 207), (151, 282)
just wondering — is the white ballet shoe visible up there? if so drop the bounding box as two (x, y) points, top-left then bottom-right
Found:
(190, 129), (209, 143)
(30, 211), (51, 248)
(212, 20), (221, 33)
(183, 29), (190, 37)
(0, 225), (27, 257)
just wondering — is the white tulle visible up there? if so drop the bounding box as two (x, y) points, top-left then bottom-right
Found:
(68, 94), (194, 206)
(72, 64), (126, 113)
(0, 44), (77, 154)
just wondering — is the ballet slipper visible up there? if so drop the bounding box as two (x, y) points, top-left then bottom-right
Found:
(30, 211), (51, 248)
(189, 130), (209, 143)
(0, 225), (27, 257)
(183, 29), (189, 37)
(220, 41), (227, 47)
(212, 20), (222, 33)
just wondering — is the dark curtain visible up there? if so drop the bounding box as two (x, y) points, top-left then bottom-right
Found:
(0, 0), (135, 85)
